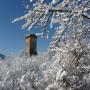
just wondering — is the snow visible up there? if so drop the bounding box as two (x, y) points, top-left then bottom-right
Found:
(30, 0), (33, 3)
(13, 0), (90, 38)
(4, 0), (90, 89)
(51, 0), (57, 5)
(0, 44), (89, 90)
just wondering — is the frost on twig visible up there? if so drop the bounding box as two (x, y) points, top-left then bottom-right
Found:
(13, 0), (90, 38)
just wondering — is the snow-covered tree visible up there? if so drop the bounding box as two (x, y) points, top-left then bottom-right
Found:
(0, 0), (87, 90)
(12, 0), (90, 38)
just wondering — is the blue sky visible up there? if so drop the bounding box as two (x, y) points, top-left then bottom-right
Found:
(0, 0), (55, 55)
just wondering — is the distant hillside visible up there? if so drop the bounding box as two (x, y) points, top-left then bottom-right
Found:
(0, 53), (6, 60)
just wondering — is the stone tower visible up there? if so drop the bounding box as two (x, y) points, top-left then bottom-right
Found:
(25, 34), (37, 56)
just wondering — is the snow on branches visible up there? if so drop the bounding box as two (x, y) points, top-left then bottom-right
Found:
(11, 1), (90, 89)
(12, 0), (90, 38)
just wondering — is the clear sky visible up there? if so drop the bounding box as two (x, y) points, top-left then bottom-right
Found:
(0, 0), (55, 55)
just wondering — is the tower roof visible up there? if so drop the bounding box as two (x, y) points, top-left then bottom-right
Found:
(25, 34), (37, 39)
